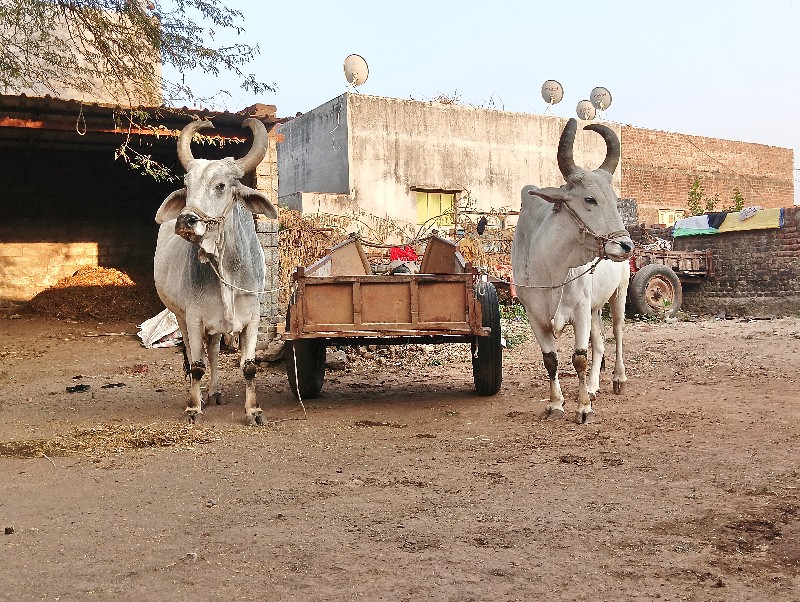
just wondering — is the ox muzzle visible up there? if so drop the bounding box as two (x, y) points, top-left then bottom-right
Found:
(175, 211), (208, 244)
(603, 235), (634, 262)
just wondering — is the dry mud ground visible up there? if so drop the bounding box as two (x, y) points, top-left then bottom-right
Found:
(0, 314), (798, 601)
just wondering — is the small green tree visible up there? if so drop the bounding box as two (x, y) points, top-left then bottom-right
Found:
(687, 177), (705, 216)
(726, 187), (745, 212)
(687, 177), (721, 215)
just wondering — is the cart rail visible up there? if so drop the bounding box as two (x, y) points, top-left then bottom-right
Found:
(633, 249), (713, 279)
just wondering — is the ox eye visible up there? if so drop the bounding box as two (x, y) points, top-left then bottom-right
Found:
(216, 182), (226, 191)
(584, 197), (598, 205)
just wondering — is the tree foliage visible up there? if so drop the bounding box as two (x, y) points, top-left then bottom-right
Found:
(727, 187), (745, 212)
(686, 177), (719, 216)
(0, 0), (274, 107)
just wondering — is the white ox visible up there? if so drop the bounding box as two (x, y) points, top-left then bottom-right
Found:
(512, 118), (634, 424)
(154, 119), (277, 425)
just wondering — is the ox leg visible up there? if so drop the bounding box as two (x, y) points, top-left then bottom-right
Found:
(610, 289), (627, 394)
(207, 333), (224, 406)
(541, 350), (565, 419)
(527, 316), (565, 419)
(181, 317), (206, 423)
(239, 321), (263, 426)
(573, 350), (594, 424)
(587, 309), (605, 398)
(572, 311), (594, 424)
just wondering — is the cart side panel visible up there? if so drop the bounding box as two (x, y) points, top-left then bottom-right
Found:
(291, 274), (484, 337)
(361, 281), (413, 324)
(304, 283), (355, 325)
(418, 281), (469, 323)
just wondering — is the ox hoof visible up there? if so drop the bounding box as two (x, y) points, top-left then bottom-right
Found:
(246, 411), (264, 427)
(542, 407), (565, 420)
(613, 380), (627, 395)
(575, 410), (595, 425)
(209, 392), (224, 406)
(185, 408), (203, 424)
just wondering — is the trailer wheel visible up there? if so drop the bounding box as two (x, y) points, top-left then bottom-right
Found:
(629, 264), (683, 318)
(472, 281), (503, 395)
(285, 309), (326, 399)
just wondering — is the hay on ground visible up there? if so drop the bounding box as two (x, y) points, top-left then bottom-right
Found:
(0, 423), (220, 459)
(25, 267), (162, 322)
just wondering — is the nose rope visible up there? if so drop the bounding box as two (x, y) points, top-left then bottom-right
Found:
(206, 256), (283, 295)
(552, 199), (630, 258)
(183, 195), (238, 228)
(185, 199), (282, 296)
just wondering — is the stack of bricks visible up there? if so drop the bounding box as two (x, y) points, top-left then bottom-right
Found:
(255, 217), (280, 348)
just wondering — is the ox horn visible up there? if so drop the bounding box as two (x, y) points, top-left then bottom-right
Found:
(583, 123), (620, 175)
(557, 118), (579, 179)
(235, 118), (268, 174)
(177, 120), (214, 169)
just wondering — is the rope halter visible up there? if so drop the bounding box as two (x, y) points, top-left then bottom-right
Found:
(550, 197), (630, 261)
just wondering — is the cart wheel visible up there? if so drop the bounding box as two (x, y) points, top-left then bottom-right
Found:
(285, 309), (326, 399)
(629, 264), (683, 318)
(472, 281), (503, 395)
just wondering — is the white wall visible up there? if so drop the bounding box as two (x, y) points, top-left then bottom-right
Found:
(277, 96), (350, 201)
(277, 93), (622, 227)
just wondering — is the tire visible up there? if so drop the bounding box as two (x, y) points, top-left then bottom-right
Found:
(472, 282), (503, 395)
(629, 264), (683, 318)
(285, 308), (326, 399)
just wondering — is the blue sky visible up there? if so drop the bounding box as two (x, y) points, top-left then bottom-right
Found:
(170, 0), (800, 203)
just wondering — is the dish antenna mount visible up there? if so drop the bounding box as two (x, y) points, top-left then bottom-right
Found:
(343, 54), (369, 88)
(590, 86), (612, 111)
(541, 80), (564, 105)
(576, 100), (596, 121)
(541, 80), (564, 108)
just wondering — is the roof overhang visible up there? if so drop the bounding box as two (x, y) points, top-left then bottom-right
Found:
(0, 94), (287, 150)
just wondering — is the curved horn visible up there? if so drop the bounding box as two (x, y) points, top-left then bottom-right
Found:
(177, 120), (214, 169)
(557, 118), (579, 179)
(583, 123), (621, 175)
(235, 118), (268, 174)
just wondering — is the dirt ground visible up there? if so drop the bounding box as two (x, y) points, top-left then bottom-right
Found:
(1, 311), (798, 601)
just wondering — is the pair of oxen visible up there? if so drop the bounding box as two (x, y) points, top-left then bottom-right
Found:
(153, 118), (633, 425)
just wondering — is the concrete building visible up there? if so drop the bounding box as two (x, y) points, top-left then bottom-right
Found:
(2, 14), (162, 107)
(277, 93), (619, 236)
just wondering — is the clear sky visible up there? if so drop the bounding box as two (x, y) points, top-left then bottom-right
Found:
(169, 0), (800, 204)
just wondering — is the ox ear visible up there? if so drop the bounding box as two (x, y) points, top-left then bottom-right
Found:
(155, 188), (187, 224)
(236, 184), (278, 219)
(527, 186), (570, 204)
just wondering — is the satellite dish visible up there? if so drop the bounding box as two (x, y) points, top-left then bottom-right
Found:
(576, 100), (596, 120)
(541, 80), (564, 105)
(343, 54), (369, 87)
(590, 86), (612, 110)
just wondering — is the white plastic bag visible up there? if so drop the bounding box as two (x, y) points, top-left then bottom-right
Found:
(138, 308), (182, 348)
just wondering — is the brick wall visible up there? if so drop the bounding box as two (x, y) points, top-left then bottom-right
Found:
(255, 217), (280, 349)
(671, 206), (800, 316)
(255, 134), (279, 205)
(0, 219), (156, 301)
(622, 126), (795, 225)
